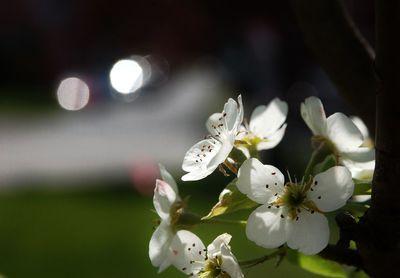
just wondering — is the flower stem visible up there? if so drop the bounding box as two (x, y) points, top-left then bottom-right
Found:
(200, 218), (247, 225)
(248, 144), (260, 160)
(303, 150), (320, 180)
(239, 247), (286, 268)
(303, 142), (328, 180)
(223, 160), (238, 175)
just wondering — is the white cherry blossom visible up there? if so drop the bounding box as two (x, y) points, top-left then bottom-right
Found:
(149, 165), (183, 272)
(301, 96), (375, 178)
(169, 230), (244, 278)
(237, 158), (354, 255)
(237, 98), (288, 156)
(182, 96), (243, 181)
(346, 116), (375, 180)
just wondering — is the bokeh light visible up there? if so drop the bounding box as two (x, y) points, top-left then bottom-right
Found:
(109, 59), (144, 94)
(57, 77), (90, 111)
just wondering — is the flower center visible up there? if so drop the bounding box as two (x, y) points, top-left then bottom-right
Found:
(235, 131), (268, 148)
(198, 256), (230, 278)
(275, 183), (306, 215)
(273, 180), (321, 220)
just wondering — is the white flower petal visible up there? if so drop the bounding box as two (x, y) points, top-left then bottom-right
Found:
(287, 211), (329, 255)
(208, 136), (234, 169)
(351, 116), (369, 141)
(220, 243), (244, 278)
(249, 98), (288, 138)
(207, 95), (243, 136)
(326, 113), (363, 152)
(206, 113), (225, 137)
(206, 233), (232, 258)
(308, 166), (354, 212)
(153, 179), (178, 221)
(246, 205), (289, 249)
(224, 98), (240, 132)
(342, 156), (375, 178)
(237, 158), (285, 204)
(149, 220), (174, 272)
(256, 124), (287, 151)
(351, 195), (371, 203)
(169, 230), (206, 276)
(300, 96), (327, 136)
(348, 167), (374, 181)
(182, 138), (231, 181)
(342, 147), (375, 163)
(236, 95), (244, 130)
(159, 164), (179, 196)
(157, 259), (172, 274)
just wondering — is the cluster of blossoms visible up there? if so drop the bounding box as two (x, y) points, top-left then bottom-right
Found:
(149, 95), (374, 277)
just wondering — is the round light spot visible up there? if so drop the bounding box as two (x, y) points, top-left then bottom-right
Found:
(57, 77), (90, 111)
(110, 59), (144, 94)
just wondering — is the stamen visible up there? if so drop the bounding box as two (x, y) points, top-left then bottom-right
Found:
(287, 169), (293, 183)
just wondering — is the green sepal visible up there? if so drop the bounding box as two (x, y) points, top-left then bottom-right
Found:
(286, 249), (347, 278)
(313, 154), (338, 175)
(202, 178), (258, 220)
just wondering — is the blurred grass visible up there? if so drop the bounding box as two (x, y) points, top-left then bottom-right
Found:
(0, 189), (322, 278)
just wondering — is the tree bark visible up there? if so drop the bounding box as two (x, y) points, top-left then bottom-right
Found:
(356, 1), (400, 277)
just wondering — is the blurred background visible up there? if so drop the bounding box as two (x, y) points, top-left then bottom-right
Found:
(0, 0), (373, 277)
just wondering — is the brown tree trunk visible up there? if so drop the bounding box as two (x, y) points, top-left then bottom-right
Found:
(356, 1), (400, 276)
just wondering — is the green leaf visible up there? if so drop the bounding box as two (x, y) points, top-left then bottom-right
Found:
(313, 154), (338, 175)
(202, 178), (258, 220)
(287, 249), (347, 278)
